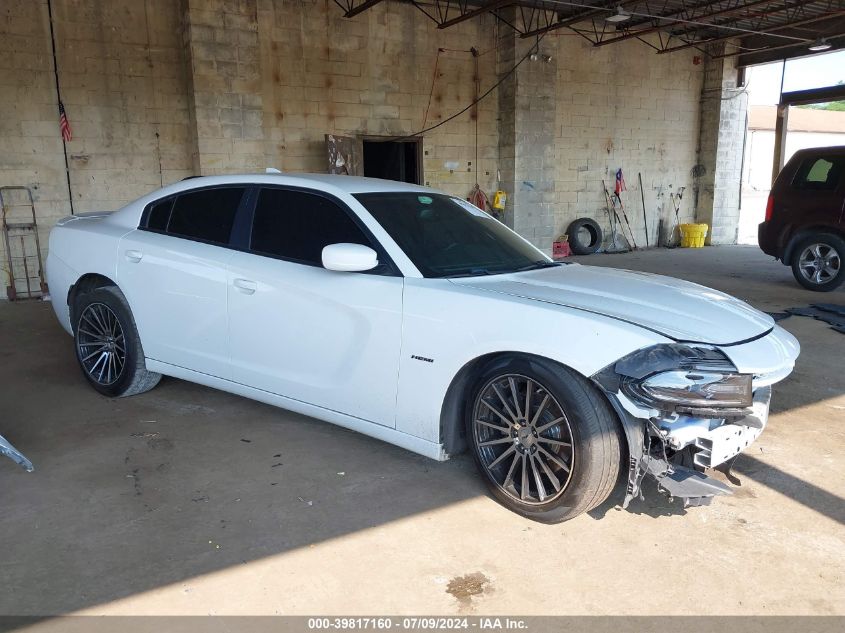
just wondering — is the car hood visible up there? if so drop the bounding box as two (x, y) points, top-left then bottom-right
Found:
(449, 264), (774, 345)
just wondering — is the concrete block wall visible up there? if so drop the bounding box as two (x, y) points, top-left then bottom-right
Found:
(183, 0), (266, 174)
(0, 0), (194, 295)
(255, 0), (500, 196)
(695, 43), (747, 245)
(0, 0), (748, 293)
(52, 0), (195, 209)
(0, 0), (68, 294)
(497, 28), (558, 249)
(550, 35), (703, 250)
(496, 21), (518, 231)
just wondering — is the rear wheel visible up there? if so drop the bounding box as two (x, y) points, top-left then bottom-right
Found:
(72, 286), (161, 397)
(791, 233), (845, 292)
(466, 355), (621, 523)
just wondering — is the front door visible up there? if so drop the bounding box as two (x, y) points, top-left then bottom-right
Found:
(227, 186), (403, 427)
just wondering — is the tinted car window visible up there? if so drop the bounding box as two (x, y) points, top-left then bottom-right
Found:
(354, 192), (549, 278)
(251, 188), (370, 266)
(146, 198), (173, 231)
(792, 157), (845, 191)
(166, 187), (245, 245)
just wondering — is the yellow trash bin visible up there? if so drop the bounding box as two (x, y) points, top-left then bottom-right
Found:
(679, 223), (708, 248)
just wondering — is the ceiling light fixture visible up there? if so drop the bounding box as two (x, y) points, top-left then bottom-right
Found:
(808, 38), (832, 52)
(605, 6), (632, 23)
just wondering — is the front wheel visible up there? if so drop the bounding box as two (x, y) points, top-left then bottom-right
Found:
(72, 286), (161, 397)
(791, 233), (845, 292)
(466, 356), (621, 523)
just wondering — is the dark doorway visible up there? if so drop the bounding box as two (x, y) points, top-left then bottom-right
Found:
(362, 139), (422, 184)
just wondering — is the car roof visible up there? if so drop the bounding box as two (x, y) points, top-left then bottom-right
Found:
(105, 172), (444, 229)
(174, 173), (437, 195)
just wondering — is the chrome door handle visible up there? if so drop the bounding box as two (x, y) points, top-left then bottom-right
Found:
(125, 250), (143, 263)
(233, 278), (257, 295)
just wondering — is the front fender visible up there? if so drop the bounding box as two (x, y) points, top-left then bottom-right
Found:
(395, 278), (668, 446)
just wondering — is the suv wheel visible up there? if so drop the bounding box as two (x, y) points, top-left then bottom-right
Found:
(791, 233), (845, 292)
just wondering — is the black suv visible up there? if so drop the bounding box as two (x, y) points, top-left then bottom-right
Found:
(759, 146), (845, 291)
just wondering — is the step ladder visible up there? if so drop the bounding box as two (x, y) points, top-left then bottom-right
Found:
(1, 186), (48, 301)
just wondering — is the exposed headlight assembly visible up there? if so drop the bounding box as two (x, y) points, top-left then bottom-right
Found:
(596, 344), (753, 414)
(624, 370), (752, 410)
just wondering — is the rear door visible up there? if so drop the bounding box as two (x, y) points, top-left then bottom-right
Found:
(227, 186), (403, 427)
(116, 186), (247, 379)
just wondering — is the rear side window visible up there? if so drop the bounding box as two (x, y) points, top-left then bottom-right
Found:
(162, 187), (245, 245)
(146, 198), (173, 231)
(250, 188), (370, 266)
(792, 157), (845, 191)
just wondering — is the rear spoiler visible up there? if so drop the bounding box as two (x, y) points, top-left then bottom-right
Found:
(55, 211), (114, 227)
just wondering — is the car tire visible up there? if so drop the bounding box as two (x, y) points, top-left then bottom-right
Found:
(466, 355), (621, 523)
(790, 233), (845, 292)
(72, 286), (161, 397)
(567, 218), (603, 255)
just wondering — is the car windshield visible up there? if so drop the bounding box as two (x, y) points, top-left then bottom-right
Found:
(354, 192), (557, 278)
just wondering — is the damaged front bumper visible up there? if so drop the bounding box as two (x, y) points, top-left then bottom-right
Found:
(656, 386), (770, 470)
(593, 326), (798, 509)
(0, 433), (33, 472)
(606, 387), (771, 508)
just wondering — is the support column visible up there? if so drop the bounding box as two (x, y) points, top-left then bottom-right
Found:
(695, 42), (748, 245)
(771, 103), (789, 185)
(182, 0), (265, 175)
(496, 14), (557, 252)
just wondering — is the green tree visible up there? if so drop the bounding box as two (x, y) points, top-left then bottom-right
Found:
(797, 80), (845, 111)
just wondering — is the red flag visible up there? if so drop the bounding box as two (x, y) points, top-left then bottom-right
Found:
(614, 168), (626, 196)
(58, 100), (72, 142)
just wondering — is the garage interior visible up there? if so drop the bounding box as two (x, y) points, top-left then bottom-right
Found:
(1, 0), (844, 620)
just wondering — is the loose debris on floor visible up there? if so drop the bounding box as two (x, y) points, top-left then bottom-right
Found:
(778, 303), (845, 334)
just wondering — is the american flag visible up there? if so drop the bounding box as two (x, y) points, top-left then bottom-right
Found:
(614, 168), (626, 196)
(58, 100), (72, 142)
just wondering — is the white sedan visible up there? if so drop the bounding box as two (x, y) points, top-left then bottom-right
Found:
(47, 173), (799, 522)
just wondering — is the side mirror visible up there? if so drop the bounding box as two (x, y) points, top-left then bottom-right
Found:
(322, 243), (379, 272)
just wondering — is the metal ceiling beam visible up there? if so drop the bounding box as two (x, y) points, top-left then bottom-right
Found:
(667, 0), (819, 43)
(519, 0), (637, 38)
(780, 83), (845, 105)
(438, 0), (515, 28)
(592, 0), (784, 48)
(342, 0), (387, 18)
(720, 30), (845, 60)
(657, 9), (845, 54)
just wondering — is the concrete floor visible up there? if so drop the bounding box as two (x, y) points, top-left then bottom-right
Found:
(1, 245), (843, 616)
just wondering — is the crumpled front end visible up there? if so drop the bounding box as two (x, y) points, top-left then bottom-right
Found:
(0, 433), (34, 472)
(592, 325), (799, 507)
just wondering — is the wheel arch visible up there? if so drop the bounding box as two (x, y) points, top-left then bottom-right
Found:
(67, 273), (120, 330)
(783, 225), (845, 265)
(438, 351), (628, 459)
